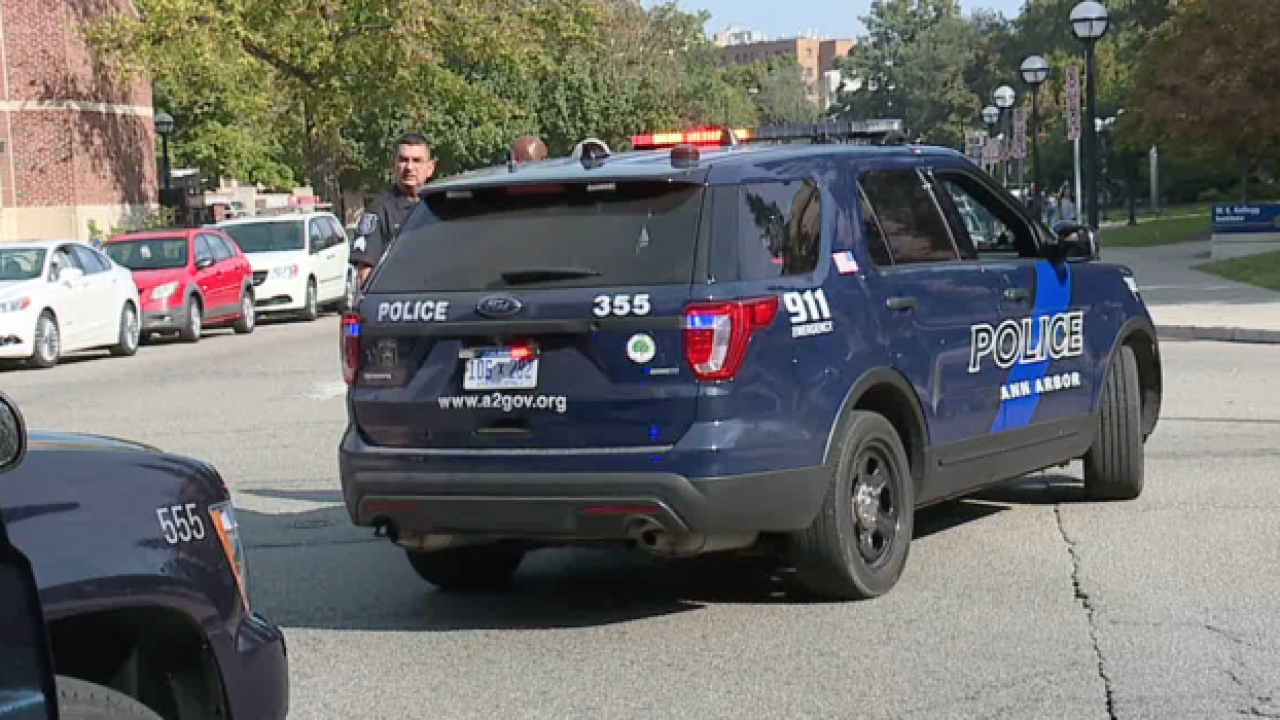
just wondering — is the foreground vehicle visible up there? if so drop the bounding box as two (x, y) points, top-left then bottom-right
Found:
(338, 121), (1163, 600)
(216, 212), (355, 321)
(0, 240), (141, 368)
(0, 390), (289, 719)
(103, 228), (257, 342)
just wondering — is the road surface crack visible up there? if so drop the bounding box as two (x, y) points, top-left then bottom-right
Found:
(1055, 505), (1118, 720)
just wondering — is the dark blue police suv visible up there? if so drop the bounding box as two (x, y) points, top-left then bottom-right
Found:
(338, 120), (1163, 601)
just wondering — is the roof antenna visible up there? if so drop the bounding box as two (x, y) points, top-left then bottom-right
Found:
(506, 147), (517, 173)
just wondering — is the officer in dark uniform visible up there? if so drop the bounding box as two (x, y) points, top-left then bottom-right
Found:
(351, 133), (436, 286)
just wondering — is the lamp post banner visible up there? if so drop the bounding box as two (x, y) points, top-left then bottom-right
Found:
(1066, 65), (1082, 142)
(1012, 108), (1027, 160)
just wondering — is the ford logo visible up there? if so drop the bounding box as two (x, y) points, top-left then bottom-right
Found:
(476, 295), (523, 318)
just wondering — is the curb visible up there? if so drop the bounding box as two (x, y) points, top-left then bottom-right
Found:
(1157, 325), (1280, 344)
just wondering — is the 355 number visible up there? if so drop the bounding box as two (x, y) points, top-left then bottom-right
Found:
(156, 503), (207, 545)
(782, 289), (832, 325)
(592, 293), (651, 317)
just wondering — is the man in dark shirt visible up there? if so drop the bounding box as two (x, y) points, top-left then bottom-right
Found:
(351, 133), (436, 286)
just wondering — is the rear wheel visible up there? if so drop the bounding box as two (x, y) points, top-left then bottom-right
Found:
(233, 290), (256, 334)
(29, 311), (60, 368)
(178, 297), (201, 342)
(789, 411), (914, 600)
(1083, 344), (1144, 500)
(55, 676), (163, 720)
(405, 543), (526, 592)
(108, 303), (140, 356)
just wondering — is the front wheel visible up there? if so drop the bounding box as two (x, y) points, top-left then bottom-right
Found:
(56, 676), (164, 720)
(789, 411), (915, 601)
(29, 311), (60, 368)
(406, 543), (526, 592)
(233, 290), (256, 334)
(178, 297), (201, 342)
(108, 303), (140, 356)
(1083, 344), (1144, 500)
(298, 278), (318, 321)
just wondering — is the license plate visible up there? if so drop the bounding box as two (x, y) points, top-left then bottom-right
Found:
(463, 348), (539, 390)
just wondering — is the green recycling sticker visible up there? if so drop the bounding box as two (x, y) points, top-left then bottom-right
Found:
(626, 333), (657, 364)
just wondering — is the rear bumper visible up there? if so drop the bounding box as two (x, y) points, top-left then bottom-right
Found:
(217, 612), (289, 720)
(340, 433), (830, 537)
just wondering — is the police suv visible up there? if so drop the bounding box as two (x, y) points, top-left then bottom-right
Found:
(338, 120), (1163, 601)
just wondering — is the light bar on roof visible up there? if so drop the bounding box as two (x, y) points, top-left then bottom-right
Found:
(630, 119), (906, 150)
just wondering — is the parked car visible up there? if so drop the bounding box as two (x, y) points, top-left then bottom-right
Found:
(102, 228), (256, 343)
(216, 212), (356, 321)
(0, 390), (289, 719)
(0, 239), (141, 368)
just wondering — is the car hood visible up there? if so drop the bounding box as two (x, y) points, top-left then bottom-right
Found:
(26, 430), (165, 455)
(0, 278), (41, 299)
(129, 268), (187, 294)
(245, 250), (308, 273)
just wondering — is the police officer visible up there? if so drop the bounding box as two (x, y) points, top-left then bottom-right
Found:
(351, 133), (436, 286)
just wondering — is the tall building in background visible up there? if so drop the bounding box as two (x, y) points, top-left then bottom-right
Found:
(714, 28), (855, 108)
(0, 0), (159, 242)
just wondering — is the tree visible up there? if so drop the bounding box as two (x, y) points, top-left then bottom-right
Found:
(1126, 0), (1280, 201)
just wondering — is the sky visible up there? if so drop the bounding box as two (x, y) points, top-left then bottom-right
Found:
(665, 0), (1027, 40)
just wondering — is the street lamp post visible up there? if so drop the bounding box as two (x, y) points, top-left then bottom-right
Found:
(1070, 0), (1110, 230)
(994, 85), (1016, 187)
(982, 105), (1000, 178)
(1020, 55), (1050, 198)
(153, 111), (175, 192)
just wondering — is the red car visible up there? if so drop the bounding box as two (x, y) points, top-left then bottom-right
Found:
(101, 228), (256, 342)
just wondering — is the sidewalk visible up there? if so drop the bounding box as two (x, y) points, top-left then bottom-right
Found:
(1103, 239), (1280, 344)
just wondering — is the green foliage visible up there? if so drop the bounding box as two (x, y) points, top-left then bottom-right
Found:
(80, 0), (759, 199)
(87, 207), (177, 243)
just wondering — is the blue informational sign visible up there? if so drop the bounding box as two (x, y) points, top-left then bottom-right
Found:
(1212, 204), (1280, 234)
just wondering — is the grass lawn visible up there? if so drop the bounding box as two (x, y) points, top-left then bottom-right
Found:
(1100, 212), (1210, 247)
(1196, 250), (1280, 293)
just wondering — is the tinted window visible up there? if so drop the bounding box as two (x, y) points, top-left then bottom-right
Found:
(857, 186), (894, 267)
(205, 234), (233, 262)
(49, 247), (81, 281)
(858, 170), (958, 264)
(0, 249), (45, 281)
(934, 172), (1039, 258)
(194, 235), (215, 265)
(71, 246), (109, 274)
(371, 181), (705, 293)
(213, 235), (239, 258)
(104, 238), (188, 270)
(736, 179), (821, 279)
(221, 222), (306, 253)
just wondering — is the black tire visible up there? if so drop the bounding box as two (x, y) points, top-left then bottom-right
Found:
(55, 675), (163, 720)
(178, 296), (202, 342)
(1083, 344), (1144, 501)
(406, 543), (526, 592)
(233, 289), (256, 334)
(29, 311), (60, 368)
(299, 278), (318, 321)
(789, 411), (915, 600)
(108, 303), (140, 357)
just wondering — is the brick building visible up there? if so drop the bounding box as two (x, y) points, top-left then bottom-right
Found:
(0, 0), (158, 242)
(716, 35), (855, 108)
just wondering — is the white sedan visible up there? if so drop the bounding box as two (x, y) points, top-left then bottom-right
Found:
(0, 239), (142, 368)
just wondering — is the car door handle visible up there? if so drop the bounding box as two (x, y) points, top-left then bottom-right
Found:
(1003, 287), (1031, 302)
(886, 296), (917, 311)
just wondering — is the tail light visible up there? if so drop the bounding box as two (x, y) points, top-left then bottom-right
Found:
(341, 312), (362, 384)
(682, 296), (778, 381)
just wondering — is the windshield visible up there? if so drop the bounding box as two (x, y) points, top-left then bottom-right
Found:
(370, 181), (705, 293)
(221, 221), (305, 253)
(0, 249), (45, 281)
(103, 238), (188, 270)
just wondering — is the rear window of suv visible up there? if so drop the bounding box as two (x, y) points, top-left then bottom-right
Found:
(369, 181), (705, 292)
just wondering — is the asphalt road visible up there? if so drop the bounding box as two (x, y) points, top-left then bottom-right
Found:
(4, 316), (1279, 720)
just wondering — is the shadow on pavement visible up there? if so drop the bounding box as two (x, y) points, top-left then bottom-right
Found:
(236, 475), (1089, 632)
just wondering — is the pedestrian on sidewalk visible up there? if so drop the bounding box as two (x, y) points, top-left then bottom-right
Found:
(351, 133), (436, 287)
(1056, 183), (1079, 226)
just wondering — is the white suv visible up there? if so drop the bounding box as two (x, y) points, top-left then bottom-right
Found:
(216, 212), (355, 321)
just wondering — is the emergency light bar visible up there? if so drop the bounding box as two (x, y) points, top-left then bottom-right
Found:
(630, 119), (907, 150)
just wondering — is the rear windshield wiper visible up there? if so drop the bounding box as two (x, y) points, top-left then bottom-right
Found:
(499, 266), (603, 285)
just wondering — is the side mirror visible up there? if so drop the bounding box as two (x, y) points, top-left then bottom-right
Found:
(195, 256), (214, 270)
(0, 391), (26, 473)
(1048, 223), (1099, 262)
(59, 267), (84, 286)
